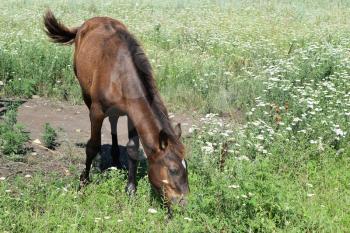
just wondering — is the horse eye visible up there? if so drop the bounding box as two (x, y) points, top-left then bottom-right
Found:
(168, 167), (179, 176)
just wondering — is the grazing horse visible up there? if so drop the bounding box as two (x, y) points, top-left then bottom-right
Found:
(43, 10), (189, 208)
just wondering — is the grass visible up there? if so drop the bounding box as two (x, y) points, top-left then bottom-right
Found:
(2, 0), (348, 112)
(0, 103), (29, 158)
(1, 0), (350, 232)
(1, 143), (349, 232)
(42, 123), (58, 149)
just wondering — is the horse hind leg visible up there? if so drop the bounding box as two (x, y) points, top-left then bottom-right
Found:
(125, 116), (139, 195)
(79, 105), (104, 190)
(109, 115), (122, 169)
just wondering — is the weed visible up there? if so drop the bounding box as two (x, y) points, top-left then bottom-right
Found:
(42, 123), (58, 149)
(0, 105), (29, 157)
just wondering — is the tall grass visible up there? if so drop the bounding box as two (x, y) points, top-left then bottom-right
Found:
(1, 0), (349, 111)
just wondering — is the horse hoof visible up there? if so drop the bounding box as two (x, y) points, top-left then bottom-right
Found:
(78, 177), (90, 191)
(78, 170), (90, 190)
(125, 183), (136, 196)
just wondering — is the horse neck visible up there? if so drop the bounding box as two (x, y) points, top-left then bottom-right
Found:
(127, 98), (164, 156)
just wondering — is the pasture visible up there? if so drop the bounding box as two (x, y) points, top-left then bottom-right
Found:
(1, 0), (350, 232)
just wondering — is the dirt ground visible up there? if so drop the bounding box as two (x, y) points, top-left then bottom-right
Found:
(0, 98), (195, 178)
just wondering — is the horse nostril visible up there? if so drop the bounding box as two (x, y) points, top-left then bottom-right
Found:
(178, 198), (187, 207)
(171, 196), (188, 207)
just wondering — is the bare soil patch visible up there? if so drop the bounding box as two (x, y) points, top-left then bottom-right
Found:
(0, 98), (196, 178)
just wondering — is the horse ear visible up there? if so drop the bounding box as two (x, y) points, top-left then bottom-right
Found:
(159, 129), (168, 150)
(174, 123), (182, 139)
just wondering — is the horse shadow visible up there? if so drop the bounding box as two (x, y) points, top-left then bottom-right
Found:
(75, 143), (148, 182)
(76, 143), (161, 206)
(100, 145), (161, 205)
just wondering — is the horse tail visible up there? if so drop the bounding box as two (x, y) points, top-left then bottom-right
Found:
(43, 10), (78, 45)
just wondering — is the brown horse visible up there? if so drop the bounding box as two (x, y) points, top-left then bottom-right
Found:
(43, 10), (189, 209)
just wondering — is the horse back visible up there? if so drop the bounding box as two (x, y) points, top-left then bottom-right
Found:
(73, 17), (144, 114)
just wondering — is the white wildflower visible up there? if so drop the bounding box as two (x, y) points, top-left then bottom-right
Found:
(236, 156), (250, 161)
(333, 127), (346, 137)
(228, 184), (240, 189)
(148, 208), (157, 214)
(293, 117), (302, 122)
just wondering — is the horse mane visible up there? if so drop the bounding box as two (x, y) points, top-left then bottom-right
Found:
(116, 29), (181, 146)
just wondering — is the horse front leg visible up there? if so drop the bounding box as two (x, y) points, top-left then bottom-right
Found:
(79, 105), (104, 189)
(125, 116), (139, 195)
